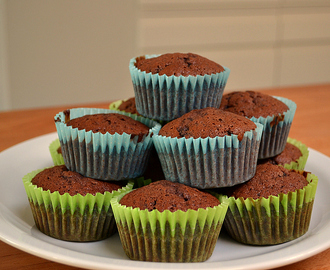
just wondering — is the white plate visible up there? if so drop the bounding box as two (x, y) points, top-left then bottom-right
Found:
(0, 133), (330, 270)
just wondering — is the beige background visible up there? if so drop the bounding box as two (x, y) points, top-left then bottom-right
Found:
(1, 0), (330, 111)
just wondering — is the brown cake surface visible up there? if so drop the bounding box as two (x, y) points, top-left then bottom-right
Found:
(225, 163), (308, 200)
(259, 142), (302, 166)
(118, 97), (140, 115)
(119, 180), (220, 212)
(135, 52), (224, 76)
(158, 107), (257, 140)
(66, 112), (149, 141)
(219, 91), (289, 118)
(32, 165), (124, 196)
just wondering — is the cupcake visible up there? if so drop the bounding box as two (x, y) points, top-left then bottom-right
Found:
(109, 97), (141, 116)
(54, 108), (161, 180)
(258, 137), (309, 170)
(219, 91), (296, 158)
(22, 165), (134, 241)
(153, 107), (263, 189)
(219, 163), (318, 245)
(130, 52), (230, 121)
(111, 180), (229, 262)
(49, 138), (65, 166)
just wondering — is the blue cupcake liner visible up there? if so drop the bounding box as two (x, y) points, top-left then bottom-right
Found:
(251, 96), (296, 159)
(54, 108), (161, 180)
(129, 54), (230, 121)
(153, 123), (263, 189)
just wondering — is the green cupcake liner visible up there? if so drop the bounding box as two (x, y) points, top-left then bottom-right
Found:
(132, 176), (152, 189)
(54, 108), (161, 180)
(252, 96), (296, 159)
(49, 138), (65, 166)
(281, 138), (309, 170)
(153, 122), (263, 189)
(130, 54), (230, 121)
(23, 167), (134, 242)
(219, 171), (318, 245)
(109, 99), (126, 112)
(111, 191), (229, 262)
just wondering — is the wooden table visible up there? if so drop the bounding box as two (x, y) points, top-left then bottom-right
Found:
(0, 84), (329, 270)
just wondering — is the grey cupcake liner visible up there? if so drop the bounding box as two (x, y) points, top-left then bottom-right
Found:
(153, 123), (263, 189)
(252, 96), (296, 159)
(129, 54), (230, 121)
(54, 108), (161, 180)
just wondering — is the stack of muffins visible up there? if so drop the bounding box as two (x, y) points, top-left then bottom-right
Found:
(22, 52), (318, 263)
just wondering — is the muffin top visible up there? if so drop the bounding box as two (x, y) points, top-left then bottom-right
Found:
(158, 107), (257, 140)
(66, 112), (149, 141)
(258, 142), (302, 166)
(224, 163), (308, 200)
(219, 91), (289, 118)
(134, 52), (224, 76)
(32, 165), (124, 196)
(118, 97), (140, 115)
(119, 180), (220, 212)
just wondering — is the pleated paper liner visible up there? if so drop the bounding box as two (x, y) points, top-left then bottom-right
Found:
(218, 171), (318, 245)
(49, 138), (65, 166)
(129, 54), (230, 121)
(282, 138), (309, 170)
(22, 167), (134, 241)
(252, 96), (296, 159)
(111, 190), (229, 262)
(54, 108), (161, 181)
(153, 122), (263, 189)
(109, 99), (125, 111)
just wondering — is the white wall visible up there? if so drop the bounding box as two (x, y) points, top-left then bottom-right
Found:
(1, 0), (139, 111)
(1, 0), (329, 111)
(138, 0), (330, 92)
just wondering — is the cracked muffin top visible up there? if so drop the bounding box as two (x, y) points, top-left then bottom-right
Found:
(65, 112), (149, 141)
(219, 91), (289, 118)
(134, 52), (224, 76)
(258, 142), (302, 166)
(119, 180), (220, 212)
(118, 97), (140, 115)
(223, 163), (308, 200)
(158, 107), (257, 140)
(32, 165), (124, 196)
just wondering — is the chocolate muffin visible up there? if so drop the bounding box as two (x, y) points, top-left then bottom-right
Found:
(117, 97), (140, 115)
(111, 180), (229, 262)
(32, 165), (124, 196)
(135, 52), (224, 76)
(55, 108), (161, 181)
(259, 142), (302, 166)
(153, 107), (263, 188)
(219, 91), (289, 118)
(219, 163), (318, 245)
(225, 163), (308, 200)
(159, 107), (257, 140)
(129, 53), (230, 121)
(49, 138), (64, 166)
(23, 165), (134, 242)
(66, 112), (149, 142)
(219, 91), (296, 159)
(120, 180), (220, 212)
